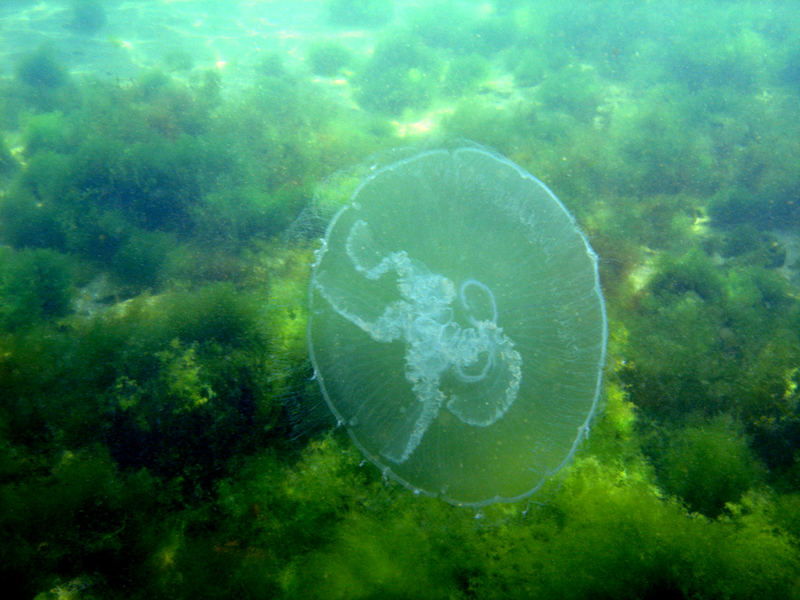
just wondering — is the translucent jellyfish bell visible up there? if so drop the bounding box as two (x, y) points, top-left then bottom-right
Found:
(308, 146), (607, 507)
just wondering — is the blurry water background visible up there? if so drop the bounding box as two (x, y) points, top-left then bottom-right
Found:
(1, 1), (800, 599)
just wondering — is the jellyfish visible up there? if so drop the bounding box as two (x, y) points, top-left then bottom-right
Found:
(308, 146), (607, 506)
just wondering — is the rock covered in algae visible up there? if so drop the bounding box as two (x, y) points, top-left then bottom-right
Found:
(309, 146), (607, 506)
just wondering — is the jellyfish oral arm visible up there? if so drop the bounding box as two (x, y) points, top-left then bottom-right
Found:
(313, 218), (522, 463)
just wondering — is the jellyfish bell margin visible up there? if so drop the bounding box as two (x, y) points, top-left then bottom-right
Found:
(308, 145), (607, 507)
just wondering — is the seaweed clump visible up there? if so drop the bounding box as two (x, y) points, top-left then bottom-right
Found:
(68, 0), (107, 34)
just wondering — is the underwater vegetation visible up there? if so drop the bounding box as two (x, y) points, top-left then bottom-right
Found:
(0, 247), (74, 331)
(15, 48), (66, 90)
(11, 45), (78, 114)
(306, 40), (354, 77)
(0, 0), (800, 598)
(68, 0), (107, 34)
(353, 33), (441, 115)
(655, 414), (766, 517)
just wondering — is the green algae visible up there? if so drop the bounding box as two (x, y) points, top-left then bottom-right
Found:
(0, 1), (798, 598)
